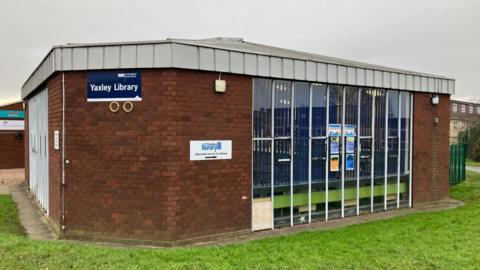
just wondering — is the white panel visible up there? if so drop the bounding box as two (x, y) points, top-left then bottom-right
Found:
(421, 77), (428, 92)
(366, 69), (374, 86)
(374, 70), (382, 87)
(54, 48), (62, 71)
(391, 73), (399, 89)
(104, 46), (120, 69)
(154, 43), (172, 67)
(448, 80), (455, 94)
(137, 44), (154, 68)
(199, 47), (214, 71)
(357, 68), (365, 86)
(347, 67), (356, 85)
(327, 64), (337, 83)
(428, 78), (435, 92)
(441, 79), (447, 93)
(406, 75), (414, 90)
(28, 88), (49, 214)
(61, 48), (72, 70)
(172, 44), (198, 69)
(383, 71), (390, 88)
(258, 55), (270, 76)
(120, 45), (136, 68)
(72, 47), (87, 70)
(270, 57), (282, 77)
(399, 74), (406, 89)
(215, 49), (229, 72)
(414, 76), (421, 91)
(317, 63), (327, 82)
(283, 59), (294, 79)
(306, 61), (316, 81)
(338, 66), (347, 84)
(434, 79), (440, 92)
(88, 47), (104, 69)
(294, 60), (306, 80)
(244, 53), (257, 75)
(229, 52), (244, 74)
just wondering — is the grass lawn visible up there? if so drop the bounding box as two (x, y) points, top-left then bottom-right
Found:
(1, 173), (480, 269)
(466, 158), (480, 167)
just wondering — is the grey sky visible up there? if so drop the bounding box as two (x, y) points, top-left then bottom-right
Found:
(1, 0), (479, 104)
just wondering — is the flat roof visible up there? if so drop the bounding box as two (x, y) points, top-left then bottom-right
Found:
(21, 37), (455, 99)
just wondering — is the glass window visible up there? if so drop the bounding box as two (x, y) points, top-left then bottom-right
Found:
(452, 103), (457, 112)
(273, 81), (292, 137)
(373, 89), (386, 212)
(477, 107), (480, 114)
(311, 84), (327, 137)
(253, 79), (272, 138)
(399, 92), (411, 206)
(387, 91), (399, 210)
(293, 82), (310, 225)
(469, 106), (473, 114)
(344, 87), (358, 217)
(461, 105), (466, 113)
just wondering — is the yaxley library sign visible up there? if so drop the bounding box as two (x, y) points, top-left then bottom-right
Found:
(190, 140), (232, 161)
(87, 70), (142, 102)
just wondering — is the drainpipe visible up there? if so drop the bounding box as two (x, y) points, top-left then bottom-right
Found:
(61, 72), (66, 234)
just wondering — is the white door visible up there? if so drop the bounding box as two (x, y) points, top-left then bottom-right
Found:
(28, 88), (49, 214)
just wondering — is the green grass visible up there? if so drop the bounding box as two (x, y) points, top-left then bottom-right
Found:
(466, 158), (480, 167)
(1, 173), (480, 269)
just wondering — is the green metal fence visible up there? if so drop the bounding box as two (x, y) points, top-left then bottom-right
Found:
(450, 144), (467, 185)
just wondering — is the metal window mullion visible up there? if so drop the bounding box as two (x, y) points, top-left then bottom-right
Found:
(370, 92), (375, 213)
(290, 83), (294, 227)
(271, 81), (275, 230)
(308, 84), (313, 223)
(397, 92), (401, 209)
(384, 91), (389, 211)
(325, 86), (330, 221)
(341, 87), (346, 218)
(356, 89), (361, 215)
(409, 93), (413, 208)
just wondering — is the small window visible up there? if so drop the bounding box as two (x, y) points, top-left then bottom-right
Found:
(452, 103), (457, 112)
(453, 121), (457, 128)
(477, 107), (480, 114)
(469, 106), (473, 114)
(461, 105), (466, 113)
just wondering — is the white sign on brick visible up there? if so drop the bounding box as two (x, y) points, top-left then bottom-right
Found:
(189, 140), (232, 161)
(0, 120), (24, 130)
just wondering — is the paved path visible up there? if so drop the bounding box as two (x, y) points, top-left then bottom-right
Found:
(0, 169), (56, 241)
(466, 166), (480, 173)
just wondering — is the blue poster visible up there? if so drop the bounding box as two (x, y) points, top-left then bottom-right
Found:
(87, 70), (142, 102)
(346, 153), (355, 171)
(330, 137), (340, 154)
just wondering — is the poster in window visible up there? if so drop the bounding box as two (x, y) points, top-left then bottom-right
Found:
(346, 153), (355, 171)
(328, 124), (342, 137)
(330, 137), (340, 154)
(330, 155), (340, 172)
(346, 137), (355, 153)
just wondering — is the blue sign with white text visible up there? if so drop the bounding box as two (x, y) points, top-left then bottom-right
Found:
(87, 70), (142, 102)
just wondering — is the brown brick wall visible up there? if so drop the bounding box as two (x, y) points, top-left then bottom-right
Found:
(60, 69), (252, 242)
(47, 74), (63, 230)
(0, 101), (24, 169)
(412, 93), (450, 203)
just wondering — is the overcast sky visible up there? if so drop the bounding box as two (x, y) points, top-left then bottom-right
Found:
(0, 0), (479, 104)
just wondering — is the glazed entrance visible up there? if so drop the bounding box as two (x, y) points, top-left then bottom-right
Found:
(252, 78), (412, 230)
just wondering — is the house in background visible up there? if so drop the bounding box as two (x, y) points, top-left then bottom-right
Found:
(0, 101), (25, 169)
(450, 100), (480, 144)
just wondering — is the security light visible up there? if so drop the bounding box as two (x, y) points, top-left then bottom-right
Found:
(431, 94), (439, 105)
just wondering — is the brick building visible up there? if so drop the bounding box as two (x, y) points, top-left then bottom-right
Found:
(450, 100), (480, 144)
(0, 101), (25, 170)
(21, 38), (454, 245)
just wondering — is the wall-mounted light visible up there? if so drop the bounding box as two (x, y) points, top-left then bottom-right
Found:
(215, 73), (226, 93)
(431, 94), (439, 105)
